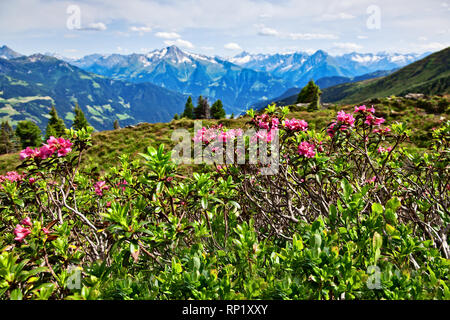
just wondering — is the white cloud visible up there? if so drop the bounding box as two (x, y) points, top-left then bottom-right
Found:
(320, 12), (355, 21)
(224, 42), (242, 50)
(259, 13), (272, 19)
(155, 32), (181, 39)
(130, 26), (152, 33)
(164, 39), (194, 49)
(117, 46), (129, 53)
(416, 42), (448, 52)
(83, 22), (107, 31)
(288, 33), (338, 40)
(258, 27), (279, 36)
(357, 35), (368, 39)
(332, 42), (363, 51)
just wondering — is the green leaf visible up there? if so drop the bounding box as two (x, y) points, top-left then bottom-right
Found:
(341, 179), (352, 201)
(386, 224), (396, 235)
(372, 232), (383, 250)
(201, 198), (208, 210)
(372, 203), (384, 216)
(193, 256), (201, 271)
(10, 288), (23, 300)
(386, 197), (401, 212)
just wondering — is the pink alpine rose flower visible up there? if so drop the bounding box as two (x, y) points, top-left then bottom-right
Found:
(46, 136), (73, 157)
(367, 176), (377, 184)
(364, 114), (385, 126)
(21, 217), (32, 227)
(373, 127), (391, 135)
(14, 224), (31, 242)
(336, 111), (355, 127)
(284, 118), (308, 132)
(94, 181), (109, 196)
(20, 147), (37, 160)
(298, 141), (316, 158)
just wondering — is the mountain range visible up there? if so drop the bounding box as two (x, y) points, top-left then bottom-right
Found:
(0, 44), (443, 132)
(67, 46), (427, 112)
(227, 50), (427, 87)
(259, 47), (449, 107)
(0, 54), (186, 131)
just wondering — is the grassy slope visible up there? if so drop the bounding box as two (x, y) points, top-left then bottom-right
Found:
(271, 47), (449, 106)
(321, 47), (450, 103)
(0, 95), (448, 174)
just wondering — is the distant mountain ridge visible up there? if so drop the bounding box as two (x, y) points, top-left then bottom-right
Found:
(250, 68), (397, 110)
(258, 47), (449, 107)
(0, 45), (23, 60)
(0, 53), (187, 131)
(227, 50), (428, 88)
(67, 46), (427, 113)
(69, 45), (289, 114)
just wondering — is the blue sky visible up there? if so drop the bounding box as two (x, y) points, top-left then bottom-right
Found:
(0, 0), (449, 58)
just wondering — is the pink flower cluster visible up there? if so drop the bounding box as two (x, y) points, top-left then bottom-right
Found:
(367, 176), (377, 184)
(0, 171), (23, 184)
(255, 114), (279, 130)
(20, 136), (73, 160)
(353, 105), (385, 126)
(377, 146), (392, 153)
(117, 180), (128, 191)
(217, 129), (244, 143)
(283, 118), (308, 132)
(14, 217), (32, 242)
(364, 114), (385, 126)
(327, 111), (355, 137)
(298, 141), (316, 158)
(94, 181), (109, 196)
(252, 128), (278, 143)
(354, 105), (375, 114)
(373, 127), (391, 135)
(336, 111), (356, 127)
(193, 125), (243, 144)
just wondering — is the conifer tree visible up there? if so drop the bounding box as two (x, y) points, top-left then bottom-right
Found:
(113, 119), (120, 130)
(0, 120), (16, 154)
(15, 120), (42, 148)
(72, 103), (89, 130)
(210, 99), (226, 119)
(182, 96), (194, 119)
(193, 96), (210, 119)
(296, 80), (321, 104)
(45, 106), (66, 140)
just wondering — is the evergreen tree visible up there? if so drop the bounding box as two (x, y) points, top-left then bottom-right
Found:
(230, 113), (235, 119)
(72, 103), (89, 130)
(173, 113), (179, 120)
(210, 99), (226, 119)
(15, 120), (42, 148)
(113, 119), (120, 130)
(182, 96), (195, 119)
(193, 96), (210, 119)
(45, 106), (66, 140)
(307, 85), (322, 111)
(296, 80), (321, 104)
(0, 120), (17, 154)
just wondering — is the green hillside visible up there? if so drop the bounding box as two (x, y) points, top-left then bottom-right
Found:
(0, 55), (187, 131)
(0, 95), (447, 173)
(322, 47), (450, 103)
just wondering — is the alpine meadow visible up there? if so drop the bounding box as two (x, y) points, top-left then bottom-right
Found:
(0, 0), (449, 304)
